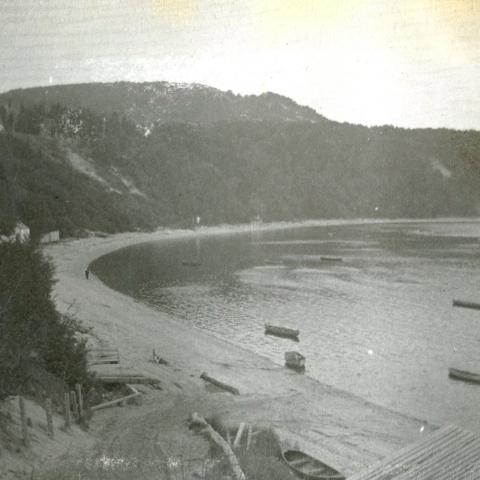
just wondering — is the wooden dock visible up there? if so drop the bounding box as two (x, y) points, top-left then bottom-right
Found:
(348, 424), (480, 479)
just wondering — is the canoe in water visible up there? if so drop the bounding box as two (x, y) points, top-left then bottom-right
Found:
(449, 367), (480, 384)
(282, 450), (345, 480)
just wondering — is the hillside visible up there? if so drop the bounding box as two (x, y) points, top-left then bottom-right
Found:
(0, 81), (479, 237)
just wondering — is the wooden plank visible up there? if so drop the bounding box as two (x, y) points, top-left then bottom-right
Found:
(91, 384), (141, 411)
(200, 372), (240, 395)
(92, 376), (160, 384)
(233, 422), (246, 448)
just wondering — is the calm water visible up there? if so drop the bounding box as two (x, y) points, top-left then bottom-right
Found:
(91, 221), (480, 431)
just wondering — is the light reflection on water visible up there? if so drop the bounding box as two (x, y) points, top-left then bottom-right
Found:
(91, 221), (480, 431)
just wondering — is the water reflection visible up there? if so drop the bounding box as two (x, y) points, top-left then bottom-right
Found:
(92, 221), (480, 431)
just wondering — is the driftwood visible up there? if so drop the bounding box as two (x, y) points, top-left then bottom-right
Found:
(93, 375), (160, 385)
(453, 299), (480, 311)
(233, 422), (246, 448)
(91, 384), (141, 411)
(200, 372), (240, 395)
(189, 412), (245, 480)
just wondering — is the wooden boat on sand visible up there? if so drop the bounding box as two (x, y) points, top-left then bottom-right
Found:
(449, 367), (480, 384)
(282, 450), (345, 480)
(284, 351), (305, 370)
(452, 299), (480, 310)
(320, 256), (343, 262)
(265, 324), (299, 340)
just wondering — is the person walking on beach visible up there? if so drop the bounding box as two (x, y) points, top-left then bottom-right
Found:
(85, 268), (89, 280)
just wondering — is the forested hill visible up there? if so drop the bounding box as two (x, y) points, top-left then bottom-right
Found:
(0, 81), (479, 238)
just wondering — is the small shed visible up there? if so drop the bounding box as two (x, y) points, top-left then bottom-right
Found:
(40, 230), (60, 244)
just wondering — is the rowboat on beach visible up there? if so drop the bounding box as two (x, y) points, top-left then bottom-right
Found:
(449, 367), (480, 384)
(282, 450), (345, 480)
(320, 256), (343, 262)
(265, 324), (299, 340)
(284, 351), (305, 370)
(452, 299), (480, 310)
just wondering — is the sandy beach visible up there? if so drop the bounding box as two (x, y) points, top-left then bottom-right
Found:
(44, 221), (436, 478)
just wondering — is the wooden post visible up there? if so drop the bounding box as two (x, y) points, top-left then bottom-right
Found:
(246, 424), (252, 450)
(45, 398), (54, 438)
(76, 384), (83, 418)
(70, 390), (79, 420)
(19, 396), (30, 447)
(233, 423), (246, 448)
(64, 392), (71, 428)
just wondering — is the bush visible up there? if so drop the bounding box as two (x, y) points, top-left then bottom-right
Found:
(0, 241), (91, 399)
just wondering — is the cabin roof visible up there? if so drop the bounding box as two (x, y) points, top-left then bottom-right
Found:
(348, 424), (480, 480)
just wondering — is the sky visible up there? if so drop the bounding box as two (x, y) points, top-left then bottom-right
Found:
(1, 0), (479, 130)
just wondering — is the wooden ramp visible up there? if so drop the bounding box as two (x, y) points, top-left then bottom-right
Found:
(348, 425), (480, 480)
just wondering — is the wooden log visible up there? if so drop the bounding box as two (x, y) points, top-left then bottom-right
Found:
(64, 392), (71, 429)
(45, 398), (54, 438)
(92, 375), (160, 384)
(19, 396), (30, 447)
(70, 390), (79, 420)
(200, 372), (240, 395)
(76, 384), (83, 418)
(233, 422), (246, 448)
(189, 412), (245, 480)
(453, 299), (480, 310)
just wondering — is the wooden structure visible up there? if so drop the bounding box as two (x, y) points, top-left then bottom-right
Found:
(200, 372), (240, 395)
(265, 324), (299, 340)
(347, 424), (480, 480)
(87, 347), (120, 366)
(92, 374), (160, 384)
(449, 367), (480, 384)
(91, 384), (141, 411)
(282, 450), (345, 479)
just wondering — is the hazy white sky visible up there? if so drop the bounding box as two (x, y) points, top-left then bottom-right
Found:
(1, 0), (479, 129)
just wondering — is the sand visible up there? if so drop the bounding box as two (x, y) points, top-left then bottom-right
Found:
(43, 222), (436, 478)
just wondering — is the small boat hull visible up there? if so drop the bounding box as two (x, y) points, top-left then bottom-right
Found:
(282, 450), (344, 480)
(449, 368), (480, 384)
(265, 324), (299, 340)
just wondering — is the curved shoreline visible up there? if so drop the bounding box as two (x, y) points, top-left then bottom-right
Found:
(45, 220), (436, 476)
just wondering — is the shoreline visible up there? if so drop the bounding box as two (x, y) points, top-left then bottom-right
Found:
(44, 219), (437, 476)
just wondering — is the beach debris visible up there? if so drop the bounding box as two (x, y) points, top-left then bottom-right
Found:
(92, 374), (160, 385)
(152, 349), (169, 365)
(87, 347), (120, 366)
(188, 412), (246, 480)
(200, 372), (240, 395)
(91, 384), (141, 411)
(452, 299), (480, 310)
(233, 422), (246, 448)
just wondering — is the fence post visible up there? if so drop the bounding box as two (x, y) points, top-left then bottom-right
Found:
(19, 396), (30, 447)
(64, 392), (71, 429)
(45, 398), (54, 438)
(76, 384), (83, 418)
(70, 390), (79, 421)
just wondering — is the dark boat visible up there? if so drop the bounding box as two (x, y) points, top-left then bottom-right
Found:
(282, 450), (345, 480)
(265, 324), (299, 340)
(452, 299), (480, 310)
(320, 256), (343, 262)
(449, 367), (480, 384)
